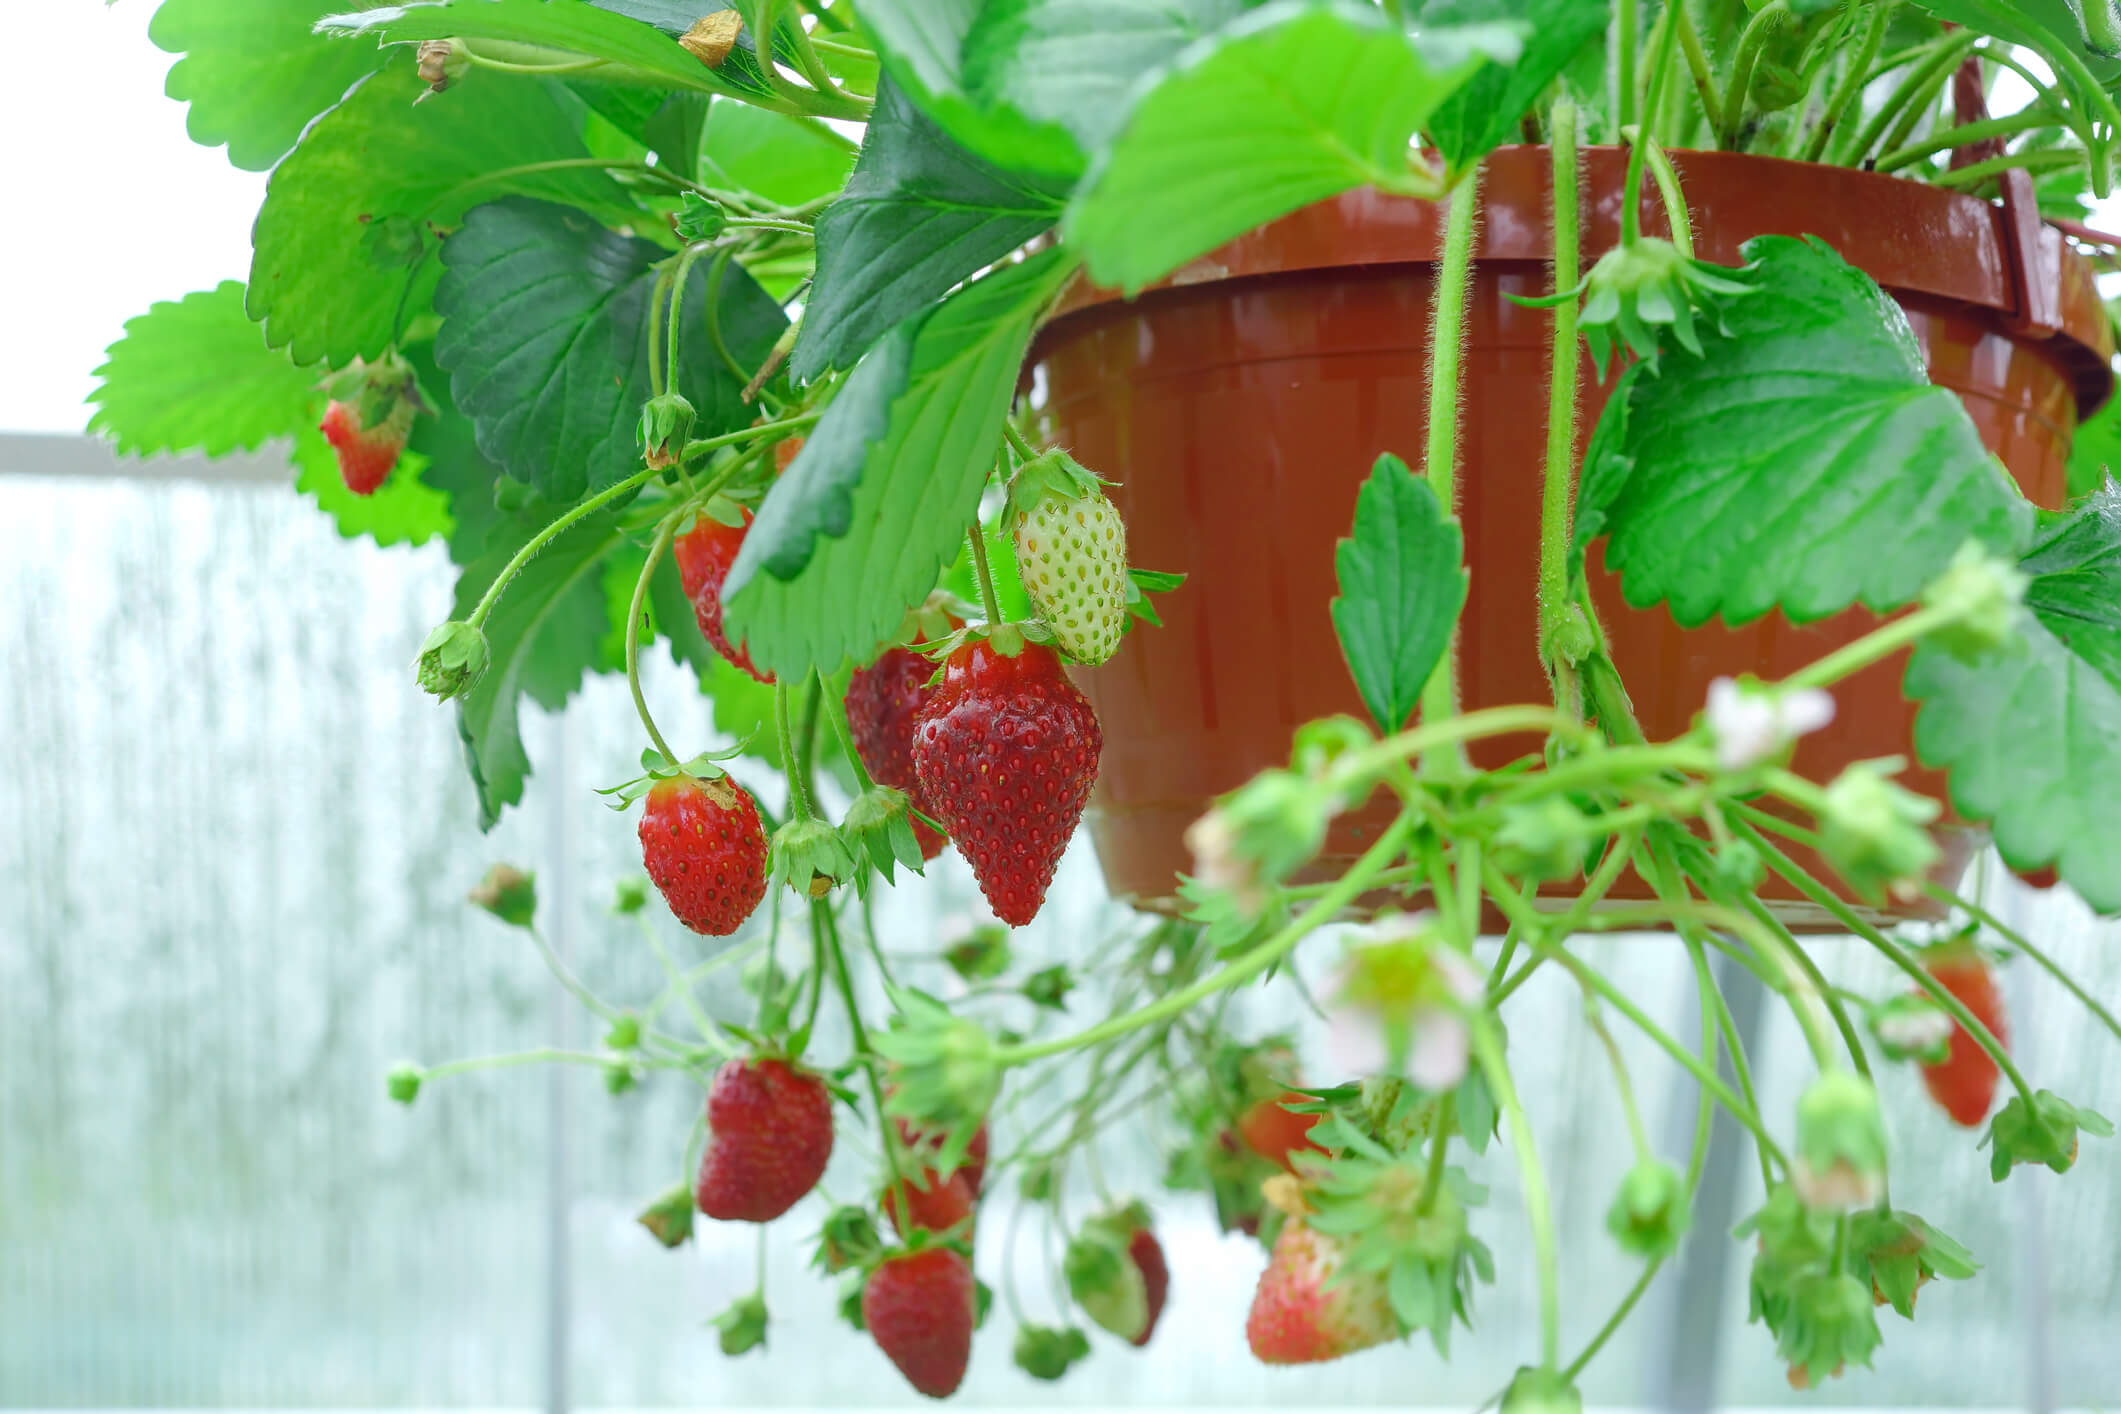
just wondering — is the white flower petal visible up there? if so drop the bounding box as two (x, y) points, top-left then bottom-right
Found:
(1407, 1008), (1471, 1092)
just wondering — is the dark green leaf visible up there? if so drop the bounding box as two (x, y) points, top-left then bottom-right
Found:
(149, 0), (388, 171)
(453, 512), (631, 827)
(1061, 1), (1496, 292)
(793, 78), (1066, 380)
(644, 93), (712, 180)
(852, 0), (1087, 178)
(1418, 0), (1606, 168)
(959, 0), (1255, 154)
(1331, 454), (1468, 735)
(88, 282), (316, 458)
(1907, 487), (2121, 911)
(696, 98), (855, 206)
(1577, 235), (2032, 625)
(247, 59), (635, 368)
(724, 247), (1078, 677)
(433, 197), (788, 500)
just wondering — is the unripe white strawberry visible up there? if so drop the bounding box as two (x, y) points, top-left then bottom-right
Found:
(1007, 449), (1128, 665)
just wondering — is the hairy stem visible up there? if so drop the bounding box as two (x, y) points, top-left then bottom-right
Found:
(1419, 164), (1482, 764)
(1538, 99), (1584, 702)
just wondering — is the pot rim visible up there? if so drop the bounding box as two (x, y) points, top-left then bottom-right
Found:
(1035, 144), (2116, 417)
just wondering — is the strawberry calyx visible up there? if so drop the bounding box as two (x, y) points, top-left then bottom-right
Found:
(596, 744), (746, 811)
(768, 816), (858, 900)
(1004, 447), (1110, 520)
(1846, 1208), (1977, 1317)
(841, 785), (928, 888)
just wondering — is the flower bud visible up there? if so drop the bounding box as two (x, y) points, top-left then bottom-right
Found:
(386, 1061), (422, 1105)
(467, 863), (536, 927)
(637, 390), (696, 471)
(1818, 759), (1941, 902)
(1605, 1158), (1691, 1260)
(1921, 541), (2028, 658)
(1794, 1070), (1889, 1211)
(417, 620), (491, 702)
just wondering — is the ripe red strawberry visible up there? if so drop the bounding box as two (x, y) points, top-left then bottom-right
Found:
(320, 395), (414, 495)
(882, 1169), (975, 1240)
(863, 1246), (977, 1398)
(1246, 1218), (1397, 1364)
(911, 636), (1101, 926)
(1239, 1093), (1327, 1172)
(638, 774), (769, 936)
(1126, 1227), (1170, 1347)
(848, 643), (958, 862)
(674, 511), (773, 684)
(1917, 941), (2009, 1127)
(694, 1056), (834, 1223)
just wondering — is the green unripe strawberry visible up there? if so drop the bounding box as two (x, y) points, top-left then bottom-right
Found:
(1007, 449), (1129, 666)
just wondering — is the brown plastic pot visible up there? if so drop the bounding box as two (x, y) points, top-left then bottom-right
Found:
(1027, 146), (2113, 929)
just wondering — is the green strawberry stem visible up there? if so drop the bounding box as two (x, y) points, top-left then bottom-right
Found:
(1418, 165), (1480, 770)
(1563, 1261), (1660, 1382)
(647, 264), (676, 399)
(1685, 934), (1770, 1191)
(817, 899), (914, 1214)
(1716, 881), (1876, 1080)
(2034, 41), (2121, 195)
(1615, 0), (1638, 134)
(787, 904), (834, 1058)
(1472, 1018), (1559, 1368)
(1801, 0), (1897, 164)
(640, 934), (764, 1031)
(637, 911), (729, 1052)
(1738, 822), (2042, 1111)
(1621, 2), (1681, 246)
(1588, 1009), (1654, 1162)
(1878, 109), (2073, 174)
(665, 243), (714, 397)
(1641, 140), (1695, 258)
(822, 678), (878, 793)
(1672, 2), (1721, 129)
(993, 814), (1421, 1067)
(1537, 99), (1584, 708)
(1931, 885), (2121, 1043)
(1001, 420), (1038, 465)
(1414, 1096), (1455, 1218)
(1719, 2), (1791, 150)
(776, 683), (818, 822)
(625, 514), (685, 768)
(967, 522), (1005, 625)
(1838, 31), (1978, 166)
(466, 465), (655, 628)
(418, 1047), (649, 1083)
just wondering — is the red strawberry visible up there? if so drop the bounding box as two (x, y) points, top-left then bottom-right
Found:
(863, 1246), (977, 1398)
(638, 774), (769, 936)
(694, 1057), (834, 1223)
(1917, 941), (2009, 1127)
(1239, 1093), (1327, 1172)
(848, 646), (954, 861)
(674, 511), (773, 684)
(1246, 1218), (1397, 1364)
(1126, 1227), (1170, 1347)
(320, 395), (414, 495)
(911, 637), (1101, 926)
(883, 1169), (976, 1240)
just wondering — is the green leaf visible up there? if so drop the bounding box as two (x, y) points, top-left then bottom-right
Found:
(724, 247), (1078, 677)
(1330, 454), (1468, 735)
(320, 0), (721, 93)
(959, 0), (1255, 154)
(792, 78), (1066, 380)
(1907, 487), (2121, 911)
(696, 98), (854, 206)
(452, 511), (630, 827)
(1417, 0), (1606, 168)
(88, 282), (316, 458)
(852, 0), (1087, 178)
(292, 427), (456, 547)
(149, 0), (388, 171)
(1912, 0), (2121, 97)
(1577, 235), (2033, 626)
(247, 57), (636, 369)
(643, 93), (712, 180)
(433, 196), (788, 500)
(1061, 0), (1493, 293)
(2066, 381), (2121, 502)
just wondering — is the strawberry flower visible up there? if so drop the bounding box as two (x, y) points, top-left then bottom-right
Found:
(1704, 676), (1835, 772)
(1325, 917), (1484, 1089)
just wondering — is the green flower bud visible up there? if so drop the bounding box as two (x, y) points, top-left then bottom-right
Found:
(637, 390), (696, 471)
(712, 1292), (768, 1356)
(604, 1014), (641, 1051)
(1605, 1158), (1691, 1260)
(1491, 796), (1593, 883)
(1921, 541), (2029, 658)
(467, 863), (536, 927)
(417, 620), (491, 701)
(603, 1058), (639, 1095)
(1794, 1070), (1889, 1211)
(635, 1182), (694, 1248)
(768, 817), (857, 900)
(1501, 1366), (1584, 1414)
(1022, 963), (1075, 1011)
(1818, 759), (1942, 903)
(612, 876), (650, 914)
(1777, 1271), (1881, 1388)
(676, 190), (728, 241)
(1013, 1323), (1091, 1381)
(385, 1061), (423, 1105)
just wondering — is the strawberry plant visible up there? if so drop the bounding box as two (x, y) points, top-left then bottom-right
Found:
(92, 0), (2121, 1400)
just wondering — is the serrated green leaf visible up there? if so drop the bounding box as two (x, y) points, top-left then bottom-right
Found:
(1417, 0), (1605, 168)
(433, 196), (787, 500)
(292, 427), (455, 546)
(1907, 487), (2121, 911)
(452, 511), (631, 827)
(320, 0), (721, 93)
(959, 0), (1255, 154)
(1330, 454), (1468, 736)
(149, 0), (388, 171)
(2067, 383), (2121, 502)
(247, 58), (636, 369)
(1578, 235), (2033, 626)
(1913, 0), (2121, 99)
(88, 282), (316, 458)
(1061, 1), (1494, 292)
(724, 247), (1078, 677)
(793, 78), (1066, 381)
(853, 0), (1087, 178)
(696, 98), (854, 206)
